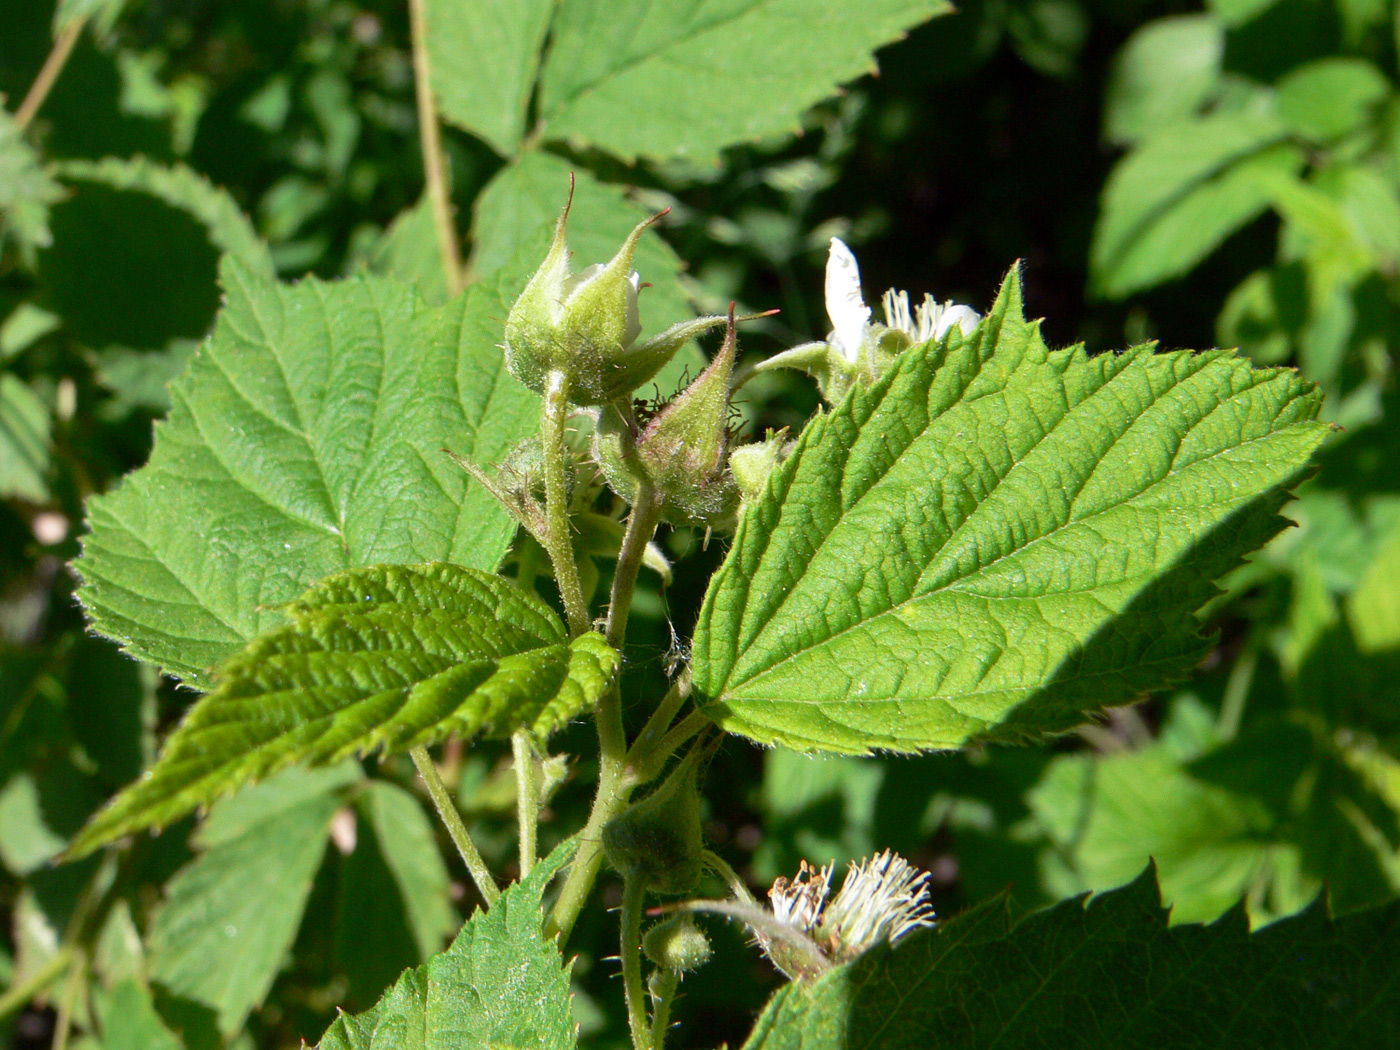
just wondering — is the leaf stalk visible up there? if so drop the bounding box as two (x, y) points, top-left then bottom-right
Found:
(411, 744), (499, 906)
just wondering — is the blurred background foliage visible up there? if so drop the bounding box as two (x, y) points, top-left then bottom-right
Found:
(2, 0), (1400, 1047)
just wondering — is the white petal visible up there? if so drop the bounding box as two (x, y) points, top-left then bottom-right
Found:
(934, 303), (981, 340)
(825, 238), (870, 364)
(623, 271), (642, 345)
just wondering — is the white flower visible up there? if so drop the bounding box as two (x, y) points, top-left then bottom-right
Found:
(824, 237), (980, 361)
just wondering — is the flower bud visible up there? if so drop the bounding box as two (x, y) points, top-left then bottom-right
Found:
(602, 746), (706, 894)
(504, 180), (732, 406)
(593, 311), (742, 530)
(729, 428), (791, 505)
(643, 917), (713, 974)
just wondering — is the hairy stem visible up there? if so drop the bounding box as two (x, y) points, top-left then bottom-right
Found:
(621, 875), (652, 1050)
(649, 969), (680, 1049)
(544, 759), (634, 942)
(411, 745), (499, 906)
(406, 0), (463, 297)
(606, 484), (662, 651)
(632, 711), (712, 786)
(512, 730), (539, 876)
(14, 18), (83, 130)
(541, 371), (591, 638)
(626, 673), (690, 771)
(701, 849), (758, 907)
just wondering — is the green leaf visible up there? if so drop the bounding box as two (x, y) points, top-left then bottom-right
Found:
(315, 837), (579, 1050)
(1103, 15), (1223, 146)
(1090, 110), (1303, 298)
(98, 979), (182, 1050)
(426, 0), (555, 156)
(365, 781), (456, 955)
(0, 110), (63, 264)
(148, 766), (351, 1036)
(53, 0), (127, 33)
(0, 375), (51, 502)
(368, 196), (450, 305)
(76, 257), (539, 683)
(53, 158), (275, 280)
(1206, 0), (1280, 26)
(1275, 58), (1391, 145)
(742, 866), (1400, 1050)
(536, 0), (952, 163)
(69, 564), (618, 856)
(692, 269), (1326, 754)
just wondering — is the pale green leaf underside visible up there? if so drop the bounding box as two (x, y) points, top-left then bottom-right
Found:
(149, 768), (348, 1036)
(76, 257), (539, 684)
(742, 866), (1400, 1050)
(692, 268), (1326, 755)
(537, 0), (952, 162)
(54, 157), (275, 280)
(70, 564), (618, 856)
(426, 0), (554, 156)
(315, 837), (579, 1050)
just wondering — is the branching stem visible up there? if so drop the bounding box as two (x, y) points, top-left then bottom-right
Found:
(411, 745), (499, 905)
(407, 0), (463, 297)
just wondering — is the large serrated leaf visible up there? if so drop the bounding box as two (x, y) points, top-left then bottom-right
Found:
(76, 258), (539, 684)
(692, 268), (1327, 755)
(742, 866), (1400, 1050)
(426, 0), (555, 156)
(536, 0), (952, 163)
(147, 764), (358, 1036)
(315, 837), (579, 1050)
(69, 564), (618, 857)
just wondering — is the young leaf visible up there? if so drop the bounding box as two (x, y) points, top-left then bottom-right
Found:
(691, 268), (1326, 754)
(69, 564), (618, 856)
(315, 837), (580, 1050)
(1090, 109), (1303, 298)
(147, 766), (354, 1036)
(99, 979), (183, 1050)
(535, 0), (952, 163)
(1102, 15), (1223, 146)
(742, 866), (1400, 1050)
(76, 258), (539, 683)
(426, 0), (555, 156)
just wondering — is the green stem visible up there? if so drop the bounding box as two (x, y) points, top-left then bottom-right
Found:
(606, 484), (662, 651)
(51, 950), (85, 1050)
(14, 18), (83, 130)
(632, 711), (712, 786)
(0, 946), (73, 1020)
(512, 730), (539, 877)
(626, 673), (690, 773)
(544, 759), (634, 942)
(620, 875), (652, 1050)
(406, 0), (463, 297)
(411, 745), (499, 906)
(1217, 642), (1258, 741)
(649, 969), (680, 1049)
(701, 849), (758, 907)
(541, 371), (591, 638)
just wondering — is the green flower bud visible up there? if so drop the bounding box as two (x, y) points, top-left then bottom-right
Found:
(593, 312), (742, 530)
(643, 917), (713, 974)
(602, 746), (706, 895)
(729, 427), (791, 505)
(504, 180), (732, 406)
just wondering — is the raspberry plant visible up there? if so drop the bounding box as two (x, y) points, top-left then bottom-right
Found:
(3, 1), (1399, 1048)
